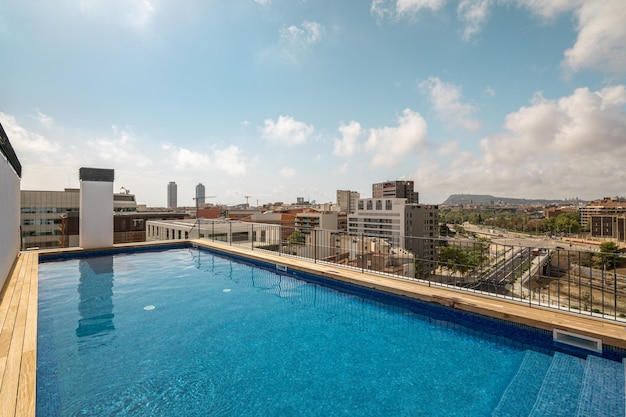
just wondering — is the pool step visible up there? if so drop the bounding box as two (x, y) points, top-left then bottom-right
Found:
(491, 350), (552, 417)
(575, 355), (625, 417)
(528, 352), (586, 417)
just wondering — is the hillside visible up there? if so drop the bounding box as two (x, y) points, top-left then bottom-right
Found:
(442, 194), (585, 206)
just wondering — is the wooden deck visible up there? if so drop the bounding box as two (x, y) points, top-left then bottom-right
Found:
(1, 241), (625, 416)
(0, 251), (37, 417)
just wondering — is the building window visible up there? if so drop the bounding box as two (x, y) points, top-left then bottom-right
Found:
(376, 200), (382, 210)
(358, 200), (364, 210)
(366, 200), (373, 210)
(385, 200), (392, 210)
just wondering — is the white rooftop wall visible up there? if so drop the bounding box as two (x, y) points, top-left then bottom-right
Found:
(80, 180), (114, 249)
(0, 159), (20, 289)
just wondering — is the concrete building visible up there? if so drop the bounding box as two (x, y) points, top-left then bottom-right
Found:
(167, 181), (177, 209)
(348, 198), (439, 276)
(579, 197), (626, 228)
(20, 188), (139, 249)
(590, 215), (626, 243)
(372, 180), (418, 204)
(336, 190), (360, 213)
(195, 183), (206, 205)
(295, 210), (343, 232)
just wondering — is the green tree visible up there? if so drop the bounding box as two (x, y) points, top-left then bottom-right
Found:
(554, 213), (581, 234)
(594, 241), (624, 269)
(287, 230), (305, 244)
(438, 243), (487, 275)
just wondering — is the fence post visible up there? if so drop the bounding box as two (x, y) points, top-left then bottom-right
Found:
(251, 224), (254, 251)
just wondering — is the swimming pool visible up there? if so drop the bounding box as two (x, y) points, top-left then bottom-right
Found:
(37, 247), (624, 416)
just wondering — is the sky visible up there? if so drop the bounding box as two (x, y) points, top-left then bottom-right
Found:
(1, 0), (625, 207)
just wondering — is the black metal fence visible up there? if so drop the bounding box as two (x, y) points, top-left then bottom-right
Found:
(193, 219), (626, 321)
(0, 121), (22, 178)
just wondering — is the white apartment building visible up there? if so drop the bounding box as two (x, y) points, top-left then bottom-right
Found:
(146, 219), (281, 247)
(348, 198), (439, 276)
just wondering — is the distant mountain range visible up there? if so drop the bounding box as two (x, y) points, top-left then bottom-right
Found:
(442, 194), (587, 206)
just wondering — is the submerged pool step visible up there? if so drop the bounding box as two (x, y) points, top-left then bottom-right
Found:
(528, 352), (586, 417)
(575, 355), (625, 417)
(491, 350), (552, 417)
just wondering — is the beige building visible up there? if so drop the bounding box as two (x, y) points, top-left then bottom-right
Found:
(336, 190), (360, 213)
(295, 210), (345, 232)
(579, 197), (626, 228)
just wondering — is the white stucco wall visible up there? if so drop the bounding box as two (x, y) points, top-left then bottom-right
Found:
(0, 159), (20, 290)
(80, 180), (113, 249)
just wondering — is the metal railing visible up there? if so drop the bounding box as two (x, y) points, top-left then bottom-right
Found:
(191, 219), (626, 321)
(0, 120), (22, 178)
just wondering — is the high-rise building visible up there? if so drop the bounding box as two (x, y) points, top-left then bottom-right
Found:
(336, 190), (360, 213)
(372, 180), (418, 204)
(195, 183), (206, 206)
(167, 181), (177, 209)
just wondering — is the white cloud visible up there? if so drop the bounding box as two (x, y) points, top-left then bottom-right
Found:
(335, 162), (349, 175)
(168, 144), (247, 177)
(420, 77), (481, 132)
(333, 121), (362, 157)
(397, 0), (446, 16)
(365, 108), (428, 167)
(280, 21), (323, 47)
(262, 115), (314, 145)
(438, 141), (459, 156)
(416, 85), (626, 201)
(518, 0), (581, 19)
(36, 110), (54, 128)
(254, 0), (270, 6)
(213, 145), (247, 177)
(520, 0), (626, 75)
(563, 1), (626, 74)
(483, 86), (626, 163)
(78, 0), (159, 29)
(0, 112), (60, 158)
(371, 0), (446, 20)
(279, 167), (296, 178)
(88, 126), (152, 168)
(457, 0), (491, 41)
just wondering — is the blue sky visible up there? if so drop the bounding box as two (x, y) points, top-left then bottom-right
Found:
(1, 0), (625, 207)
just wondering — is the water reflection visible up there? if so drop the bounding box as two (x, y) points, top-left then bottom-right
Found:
(76, 256), (115, 339)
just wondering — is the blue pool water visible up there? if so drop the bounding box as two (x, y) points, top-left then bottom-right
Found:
(36, 248), (600, 416)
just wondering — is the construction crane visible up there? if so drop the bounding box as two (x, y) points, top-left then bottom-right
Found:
(244, 195), (251, 206)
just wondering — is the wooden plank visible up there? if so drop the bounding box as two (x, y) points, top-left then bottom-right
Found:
(17, 254), (38, 417)
(0, 253), (30, 417)
(0, 255), (23, 347)
(0, 255), (25, 384)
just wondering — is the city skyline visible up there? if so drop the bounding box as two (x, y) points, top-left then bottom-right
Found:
(1, 1), (625, 207)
